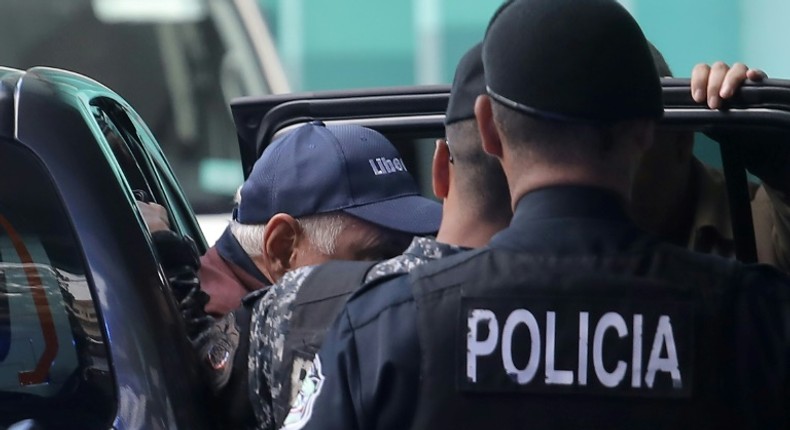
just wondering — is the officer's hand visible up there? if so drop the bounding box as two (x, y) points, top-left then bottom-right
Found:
(692, 63), (790, 191)
(137, 201), (171, 232)
(691, 61), (767, 110)
(180, 283), (215, 341)
(151, 230), (214, 340)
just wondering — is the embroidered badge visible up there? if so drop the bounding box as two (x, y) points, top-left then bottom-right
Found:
(282, 356), (325, 429)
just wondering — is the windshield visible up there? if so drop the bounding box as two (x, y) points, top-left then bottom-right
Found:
(0, 0), (274, 215)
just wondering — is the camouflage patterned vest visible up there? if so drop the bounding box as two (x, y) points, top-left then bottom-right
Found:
(273, 260), (380, 427)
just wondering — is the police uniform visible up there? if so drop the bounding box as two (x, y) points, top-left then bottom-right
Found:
(292, 187), (790, 430)
(250, 236), (464, 429)
(195, 121), (441, 429)
(288, 0), (790, 429)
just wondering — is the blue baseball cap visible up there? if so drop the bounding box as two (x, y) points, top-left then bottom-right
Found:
(235, 121), (442, 235)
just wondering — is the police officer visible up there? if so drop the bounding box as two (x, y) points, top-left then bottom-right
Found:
(191, 121), (440, 427)
(252, 43), (512, 430)
(289, 0), (790, 429)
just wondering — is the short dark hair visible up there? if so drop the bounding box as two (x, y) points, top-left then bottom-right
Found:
(445, 119), (512, 224)
(490, 100), (617, 164)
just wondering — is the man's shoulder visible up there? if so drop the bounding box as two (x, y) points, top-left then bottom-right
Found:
(342, 273), (416, 330)
(250, 265), (317, 318)
(343, 248), (484, 328)
(277, 265), (318, 290)
(268, 265), (316, 300)
(400, 246), (492, 289)
(737, 261), (790, 295)
(364, 237), (465, 282)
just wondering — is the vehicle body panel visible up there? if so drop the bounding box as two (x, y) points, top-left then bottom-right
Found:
(0, 66), (213, 429)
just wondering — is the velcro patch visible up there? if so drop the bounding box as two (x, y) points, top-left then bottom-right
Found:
(459, 297), (694, 398)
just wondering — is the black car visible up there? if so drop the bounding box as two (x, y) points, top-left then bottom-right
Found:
(0, 66), (212, 429)
(2, 65), (790, 429)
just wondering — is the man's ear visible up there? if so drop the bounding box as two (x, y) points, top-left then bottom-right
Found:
(432, 138), (451, 199)
(262, 213), (300, 281)
(475, 95), (503, 158)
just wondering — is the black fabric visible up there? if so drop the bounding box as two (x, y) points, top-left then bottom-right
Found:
(445, 43), (484, 125)
(215, 302), (257, 429)
(215, 226), (271, 286)
(292, 187), (790, 430)
(403, 187), (789, 429)
(151, 230), (213, 340)
(411, 247), (741, 429)
(273, 260), (380, 427)
(483, 0), (662, 122)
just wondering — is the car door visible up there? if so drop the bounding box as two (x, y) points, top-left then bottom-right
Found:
(0, 66), (214, 429)
(231, 79), (790, 264)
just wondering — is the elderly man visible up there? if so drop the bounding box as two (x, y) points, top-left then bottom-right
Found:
(191, 120), (439, 426)
(251, 42), (512, 430)
(198, 122), (439, 316)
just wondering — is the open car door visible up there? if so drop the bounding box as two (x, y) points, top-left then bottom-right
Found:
(231, 79), (790, 265)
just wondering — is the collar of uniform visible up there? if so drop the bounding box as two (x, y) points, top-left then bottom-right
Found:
(215, 226), (272, 286)
(402, 236), (468, 260)
(510, 185), (629, 224)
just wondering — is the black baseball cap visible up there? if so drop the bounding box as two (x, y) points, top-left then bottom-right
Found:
(483, 0), (663, 123)
(445, 42), (484, 125)
(235, 121), (442, 235)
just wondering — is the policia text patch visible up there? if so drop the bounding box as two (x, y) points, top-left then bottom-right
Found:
(460, 298), (693, 397)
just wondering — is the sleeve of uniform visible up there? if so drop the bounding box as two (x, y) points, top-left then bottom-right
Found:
(284, 275), (421, 430)
(733, 263), (790, 428)
(249, 286), (278, 429)
(251, 266), (317, 429)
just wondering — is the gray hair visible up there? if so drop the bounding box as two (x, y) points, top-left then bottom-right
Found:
(229, 220), (267, 256)
(230, 186), (347, 256)
(229, 212), (348, 257)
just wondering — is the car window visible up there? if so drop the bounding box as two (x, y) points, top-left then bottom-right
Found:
(0, 139), (114, 429)
(92, 98), (206, 249)
(0, 0), (285, 233)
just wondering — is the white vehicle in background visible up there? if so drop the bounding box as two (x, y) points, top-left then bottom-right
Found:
(0, 0), (289, 245)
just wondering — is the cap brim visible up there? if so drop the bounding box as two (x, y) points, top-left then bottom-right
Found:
(343, 195), (442, 235)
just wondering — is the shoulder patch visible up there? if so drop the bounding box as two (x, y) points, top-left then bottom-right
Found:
(282, 356), (325, 429)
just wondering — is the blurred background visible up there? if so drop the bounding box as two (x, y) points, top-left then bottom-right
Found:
(1, 0), (787, 243)
(260, 0), (790, 90)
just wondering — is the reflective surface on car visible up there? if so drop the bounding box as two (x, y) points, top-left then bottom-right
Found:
(0, 0), (279, 223)
(0, 141), (114, 429)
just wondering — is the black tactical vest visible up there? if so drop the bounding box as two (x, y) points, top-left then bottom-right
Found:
(410, 244), (743, 430)
(273, 260), (379, 427)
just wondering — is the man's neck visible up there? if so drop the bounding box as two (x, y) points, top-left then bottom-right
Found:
(436, 196), (508, 248)
(436, 219), (504, 249)
(508, 163), (632, 210)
